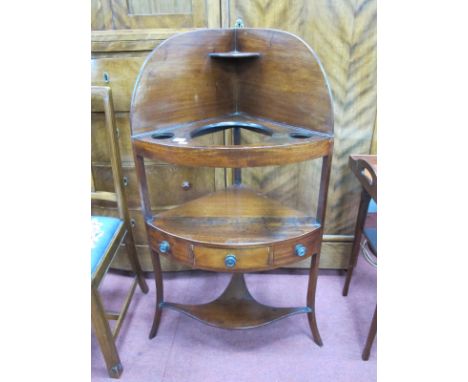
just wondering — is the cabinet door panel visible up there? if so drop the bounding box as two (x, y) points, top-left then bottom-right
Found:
(91, 57), (145, 112)
(111, 0), (208, 29)
(92, 164), (217, 208)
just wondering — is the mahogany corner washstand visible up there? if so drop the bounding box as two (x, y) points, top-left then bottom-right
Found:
(130, 28), (334, 346)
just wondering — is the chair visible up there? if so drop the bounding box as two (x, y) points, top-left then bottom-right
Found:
(342, 157), (377, 361)
(91, 86), (149, 378)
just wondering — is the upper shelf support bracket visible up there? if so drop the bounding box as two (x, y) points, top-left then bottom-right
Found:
(234, 18), (244, 28)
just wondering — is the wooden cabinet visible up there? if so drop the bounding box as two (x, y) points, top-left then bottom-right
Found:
(92, 0), (218, 30)
(91, 0), (376, 271)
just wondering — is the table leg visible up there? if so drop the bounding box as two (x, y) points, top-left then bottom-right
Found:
(307, 252), (323, 346)
(149, 248), (164, 339)
(362, 305), (377, 360)
(342, 189), (371, 296)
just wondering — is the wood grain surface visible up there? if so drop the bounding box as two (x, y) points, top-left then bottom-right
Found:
(229, 0), (377, 234)
(91, 0), (376, 270)
(91, 0), (218, 30)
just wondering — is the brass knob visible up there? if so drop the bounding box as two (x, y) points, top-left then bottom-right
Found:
(224, 254), (237, 268)
(159, 241), (170, 254)
(181, 181), (191, 190)
(295, 244), (307, 257)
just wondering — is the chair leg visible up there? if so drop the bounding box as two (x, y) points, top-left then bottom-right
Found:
(149, 249), (164, 339)
(91, 288), (123, 378)
(123, 227), (149, 294)
(343, 190), (371, 296)
(307, 253), (323, 346)
(362, 306), (377, 361)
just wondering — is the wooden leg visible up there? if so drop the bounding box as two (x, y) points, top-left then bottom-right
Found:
(149, 248), (164, 339)
(343, 190), (371, 296)
(91, 287), (123, 378)
(123, 227), (149, 294)
(307, 253), (323, 346)
(362, 306), (377, 360)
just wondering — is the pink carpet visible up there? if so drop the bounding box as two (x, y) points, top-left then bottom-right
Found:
(92, 256), (376, 381)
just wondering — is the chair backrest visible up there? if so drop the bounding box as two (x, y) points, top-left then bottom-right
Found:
(354, 159), (377, 203)
(91, 86), (128, 221)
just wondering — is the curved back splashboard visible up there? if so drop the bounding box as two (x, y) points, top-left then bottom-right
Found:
(131, 28), (334, 167)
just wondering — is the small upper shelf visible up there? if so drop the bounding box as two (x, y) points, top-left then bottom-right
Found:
(209, 51), (261, 59)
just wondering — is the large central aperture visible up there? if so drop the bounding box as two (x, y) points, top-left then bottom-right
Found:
(190, 121), (273, 139)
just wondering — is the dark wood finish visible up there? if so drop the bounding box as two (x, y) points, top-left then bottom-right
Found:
(132, 113), (332, 168)
(130, 29), (235, 132)
(149, 247), (164, 339)
(91, 288), (123, 378)
(348, 155), (377, 201)
(146, 186), (323, 272)
(236, 29), (333, 134)
(307, 253), (323, 346)
(343, 155), (377, 295)
(130, 28), (334, 343)
(342, 154), (377, 360)
(151, 186), (319, 244)
(130, 28), (333, 168)
(164, 273), (310, 329)
(92, 0), (377, 271)
(91, 86), (149, 378)
(209, 51), (261, 59)
(342, 189), (371, 296)
(362, 306), (377, 361)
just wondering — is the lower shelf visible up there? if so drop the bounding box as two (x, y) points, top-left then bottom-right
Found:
(162, 273), (311, 329)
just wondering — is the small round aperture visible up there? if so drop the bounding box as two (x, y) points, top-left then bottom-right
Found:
(151, 132), (174, 140)
(289, 131), (313, 139)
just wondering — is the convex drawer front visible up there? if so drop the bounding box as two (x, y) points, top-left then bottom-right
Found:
(193, 246), (271, 271)
(92, 164), (217, 209)
(273, 230), (322, 267)
(148, 226), (322, 272)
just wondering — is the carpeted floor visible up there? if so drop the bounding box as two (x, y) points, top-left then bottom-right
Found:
(92, 255), (376, 382)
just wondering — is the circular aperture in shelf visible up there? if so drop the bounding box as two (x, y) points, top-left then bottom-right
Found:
(151, 132), (174, 140)
(289, 131), (313, 139)
(190, 121), (273, 139)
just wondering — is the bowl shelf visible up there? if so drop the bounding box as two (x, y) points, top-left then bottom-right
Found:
(132, 113), (333, 168)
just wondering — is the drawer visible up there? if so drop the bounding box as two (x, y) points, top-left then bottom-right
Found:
(147, 229), (192, 266)
(273, 231), (322, 267)
(91, 112), (135, 164)
(91, 164), (217, 208)
(193, 245), (272, 271)
(91, 57), (145, 112)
